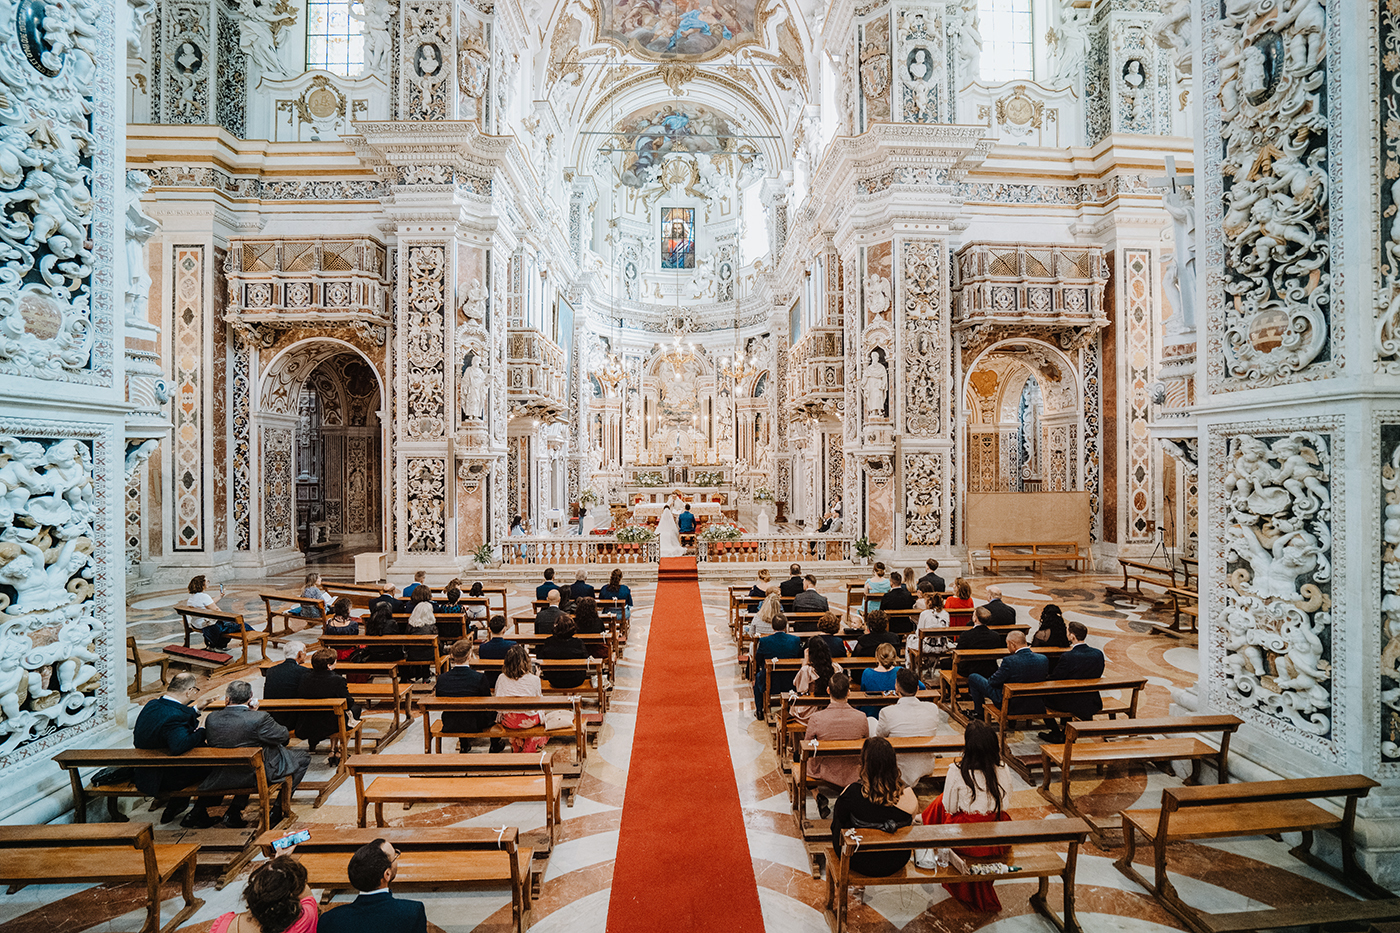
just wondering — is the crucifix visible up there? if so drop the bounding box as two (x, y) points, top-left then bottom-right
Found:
(1149, 155), (1198, 336)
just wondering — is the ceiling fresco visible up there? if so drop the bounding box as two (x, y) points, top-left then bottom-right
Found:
(613, 104), (754, 187)
(596, 0), (764, 60)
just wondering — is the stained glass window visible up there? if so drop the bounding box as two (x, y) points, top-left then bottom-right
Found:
(306, 0), (365, 76)
(978, 0), (1034, 82)
(661, 207), (696, 270)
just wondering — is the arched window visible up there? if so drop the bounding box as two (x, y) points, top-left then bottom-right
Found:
(306, 0), (365, 75)
(978, 0), (1035, 82)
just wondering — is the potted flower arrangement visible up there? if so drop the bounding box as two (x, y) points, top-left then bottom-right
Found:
(470, 541), (496, 571)
(753, 486), (775, 502)
(614, 524), (655, 544)
(851, 535), (876, 566)
(579, 488), (600, 507)
(701, 521), (745, 542)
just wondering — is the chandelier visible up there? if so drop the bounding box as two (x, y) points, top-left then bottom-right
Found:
(661, 311), (697, 369)
(717, 318), (753, 381)
(598, 315), (628, 390)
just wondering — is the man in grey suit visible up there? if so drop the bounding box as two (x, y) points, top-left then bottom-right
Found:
(792, 574), (829, 613)
(201, 680), (309, 827)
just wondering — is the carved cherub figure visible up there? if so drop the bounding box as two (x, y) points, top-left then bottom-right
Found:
(1268, 434), (1329, 516)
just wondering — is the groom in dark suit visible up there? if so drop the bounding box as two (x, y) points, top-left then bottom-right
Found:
(320, 839), (428, 933)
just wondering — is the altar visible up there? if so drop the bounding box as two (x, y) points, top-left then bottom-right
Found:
(632, 501), (725, 520)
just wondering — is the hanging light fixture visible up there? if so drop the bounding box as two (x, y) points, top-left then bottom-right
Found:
(598, 314), (627, 390)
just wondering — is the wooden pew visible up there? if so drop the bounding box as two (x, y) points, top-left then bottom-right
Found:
(939, 646), (1071, 721)
(907, 623), (1030, 676)
(881, 608), (923, 634)
(259, 591), (328, 640)
(418, 696), (588, 762)
(391, 611), (470, 643)
(53, 747), (295, 886)
(128, 635), (171, 695)
(256, 826), (537, 932)
(760, 657), (884, 723)
(987, 541), (1091, 574)
(173, 605), (269, 673)
(1156, 587), (1199, 640)
(1116, 775), (1395, 933)
(318, 633), (448, 678)
(777, 691), (941, 764)
(509, 632), (616, 683)
(1106, 559), (1176, 605)
(206, 697), (359, 807)
(0, 823), (203, 933)
(824, 819), (1092, 933)
(346, 753), (562, 852)
(511, 613), (625, 661)
(1039, 715), (1242, 826)
(474, 657), (609, 717)
(323, 581), (382, 611)
(259, 657), (411, 747)
(986, 676), (1148, 777)
(1179, 557), (1198, 589)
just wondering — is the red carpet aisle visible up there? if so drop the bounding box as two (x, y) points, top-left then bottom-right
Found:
(606, 558), (766, 932)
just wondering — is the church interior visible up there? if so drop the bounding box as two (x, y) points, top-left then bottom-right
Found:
(3, 0), (1400, 929)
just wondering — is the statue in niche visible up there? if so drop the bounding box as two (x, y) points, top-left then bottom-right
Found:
(1162, 185), (1197, 336)
(124, 172), (159, 324)
(356, 0), (398, 74)
(1049, 4), (1090, 85)
(864, 272), (891, 321)
(460, 278), (487, 322)
(955, 0), (981, 80)
(863, 349), (888, 420)
(416, 43), (442, 77)
(908, 48), (931, 82)
(231, 0), (293, 78)
(460, 349), (487, 421)
(1123, 58), (1145, 88)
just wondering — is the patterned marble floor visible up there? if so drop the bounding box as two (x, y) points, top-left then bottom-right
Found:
(0, 570), (1370, 932)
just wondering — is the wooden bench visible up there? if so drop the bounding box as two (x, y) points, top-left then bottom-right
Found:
(1116, 775), (1393, 933)
(318, 633), (448, 678)
(128, 635), (171, 695)
(323, 581), (382, 611)
(939, 646), (1070, 721)
(988, 541), (1091, 574)
(907, 623), (1031, 678)
(777, 691), (941, 764)
(474, 657), (609, 717)
(207, 696), (359, 807)
(256, 826), (537, 933)
(509, 632), (616, 683)
(825, 819), (1092, 933)
(54, 747), (295, 886)
(173, 605), (269, 673)
(987, 676), (1148, 776)
(260, 656), (412, 747)
(1179, 557), (1197, 589)
(391, 611), (470, 642)
(346, 753), (562, 851)
(761, 657), (884, 722)
(1039, 715), (1242, 826)
(1156, 587), (1199, 640)
(419, 696), (589, 762)
(0, 823), (202, 933)
(259, 591), (328, 640)
(1106, 559), (1177, 605)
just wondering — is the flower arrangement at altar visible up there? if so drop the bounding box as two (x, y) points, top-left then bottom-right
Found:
(614, 524), (656, 544)
(753, 487), (774, 501)
(701, 521), (745, 542)
(579, 488), (600, 506)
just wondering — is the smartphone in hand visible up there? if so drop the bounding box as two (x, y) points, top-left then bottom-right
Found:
(271, 829), (310, 851)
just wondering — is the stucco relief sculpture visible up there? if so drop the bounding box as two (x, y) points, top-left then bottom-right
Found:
(124, 171), (159, 325)
(402, 0), (452, 120)
(405, 457), (446, 551)
(1216, 0), (1332, 388)
(457, 280), (489, 426)
(1162, 184), (1197, 337)
(1151, 0), (1192, 75)
(864, 272), (891, 321)
(405, 245), (447, 437)
(1375, 7), (1400, 374)
(1048, 3), (1090, 86)
(128, 0), (156, 56)
(231, 0), (295, 78)
(1219, 430), (1334, 740)
(1380, 425), (1400, 759)
(0, 434), (100, 756)
(356, 0), (397, 74)
(953, 0), (980, 85)
(903, 452), (941, 545)
(862, 349), (888, 421)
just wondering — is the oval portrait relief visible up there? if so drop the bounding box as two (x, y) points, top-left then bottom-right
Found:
(17, 0), (61, 76)
(416, 43), (443, 77)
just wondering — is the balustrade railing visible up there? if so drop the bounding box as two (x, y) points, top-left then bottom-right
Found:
(699, 535), (852, 563)
(497, 533), (853, 564)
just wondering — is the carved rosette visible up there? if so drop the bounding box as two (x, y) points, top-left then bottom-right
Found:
(403, 244), (448, 438)
(902, 452), (942, 545)
(1206, 0), (1338, 390)
(1209, 421), (1342, 760)
(405, 457), (446, 552)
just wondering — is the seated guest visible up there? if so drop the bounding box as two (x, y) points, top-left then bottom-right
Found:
(791, 635), (843, 727)
(402, 590), (437, 681)
(534, 588), (564, 635)
(1032, 603), (1071, 649)
(918, 559), (946, 594)
(1039, 620), (1106, 741)
(792, 574), (829, 614)
(536, 615), (590, 688)
(570, 570), (595, 600)
(463, 581), (489, 630)
(880, 571), (915, 613)
(967, 630), (1048, 719)
(536, 568), (561, 601)
(573, 596), (603, 635)
(477, 615), (516, 689)
(368, 583), (398, 617)
(202, 680), (309, 828)
(598, 568), (633, 622)
(802, 672), (868, 819)
(494, 645), (546, 753)
(853, 610), (902, 657)
(780, 563), (805, 599)
(749, 591), (786, 636)
(816, 612), (849, 659)
(297, 649), (362, 766)
(510, 514), (527, 536)
(677, 503), (697, 535)
(858, 644), (904, 717)
(401, 571), (429, 603)
(263, 640), (309, 729)
(209, 854), (318, 933)
(363, 604), (405, 664)
(921, 721), (1014, 910)
(436, 639), (492, 750)
(910, 593), (950, 664)
(435, 584), (465, 615)
(982, 584), (1017, 626)
(287, 572), (332, 618)
(319, 838), (428, 933)
(323, 597), (359, 660)
(186, 574), (251, 651)
(916, 592), (947, 631)
(863, 562), (891, 613)
(830, 738), (918, 877)
(752, 615), (803, 719)
(955, 607), (1009, 679)
(747, 568), (772, 613)
(876, 668), (944, 785)
(945, 578), (976, 622)
(913, 580), (937, 612)
(133, 671), (214, 827)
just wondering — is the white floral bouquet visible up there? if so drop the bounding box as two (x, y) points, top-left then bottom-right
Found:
(701, 522), (745, 542)
(614, 524), (656, 543)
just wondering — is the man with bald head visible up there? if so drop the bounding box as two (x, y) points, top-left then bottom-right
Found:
(534, 588), (564, 635)
(982, 585), (1016, 626)
(966, 629), (1048, 720)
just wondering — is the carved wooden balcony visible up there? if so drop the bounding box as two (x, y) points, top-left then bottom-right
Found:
(951, 243), (1109, 349)
(223, 237), (391, 347)
(786, 326), (845, 418)
(507, 327), (568, 420)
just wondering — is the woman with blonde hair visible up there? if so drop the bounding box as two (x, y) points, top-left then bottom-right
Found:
(747, 567), (772, 613)
(750, 590), (786, 635)
(830, 737), (918, 876)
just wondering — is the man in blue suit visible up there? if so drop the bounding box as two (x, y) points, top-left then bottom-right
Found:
(536, 568), (561, 601)
(570, 570), (596, 600)
(751, 615), (804, 719)
(319, 839), (428, 933)
(677, 504), (697, 535)
(1039, 620), (1106, 741)
(132, 671), (216, 827)
(966, 630), (1048, 720)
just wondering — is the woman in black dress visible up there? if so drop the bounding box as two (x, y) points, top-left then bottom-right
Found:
(362, 603), (405, 663)
(1032, 604), (1071, 648)
(830, 737), (919, 877)
(535, 615), (591, 689)
(296, 648), (362, 766)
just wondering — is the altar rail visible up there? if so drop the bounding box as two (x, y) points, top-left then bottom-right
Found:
(497, 534), (852, 564)
(699, 535), (852, 563)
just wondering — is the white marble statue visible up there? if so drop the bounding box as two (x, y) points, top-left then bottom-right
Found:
(356, 0), (398, 74)
(862, 350), (888, 419)
(955, 0), (982, 81)
(864, 273), (891, 320)
(1162, 186), (1197, 336)
(124, 171), (159, 325)
(127, 0), (156, 57)
(460, 350), (487, 421)
(1049, 4), (1090, 85)
(0, 537), (90, 614)
(232, 0), (291, 78)
(1150, 0), (1192, 75)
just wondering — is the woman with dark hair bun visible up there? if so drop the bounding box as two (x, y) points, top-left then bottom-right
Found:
(1032, 604), (1071, 648)
(210, 854), (316, 933)
(829, 737), (918, 877)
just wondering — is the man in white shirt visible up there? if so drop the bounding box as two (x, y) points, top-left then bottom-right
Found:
(875, 668), (944, 786)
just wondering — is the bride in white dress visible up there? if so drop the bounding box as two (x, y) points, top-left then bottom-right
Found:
(658, 505), (686, 558)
